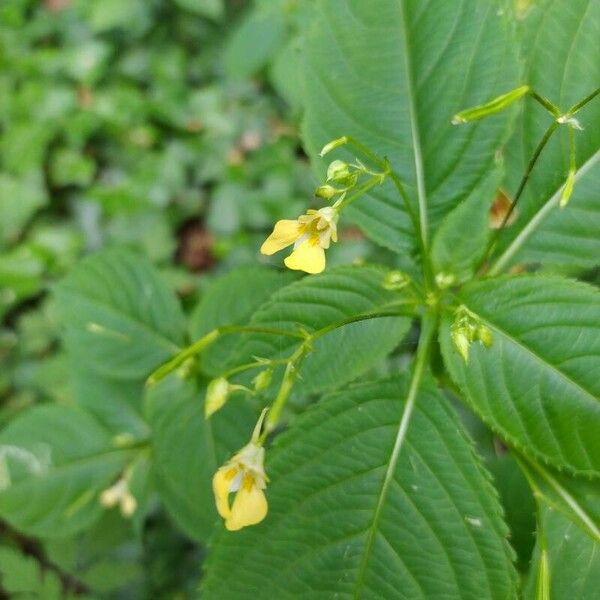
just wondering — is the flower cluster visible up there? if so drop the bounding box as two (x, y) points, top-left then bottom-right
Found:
(260, 137), (385, 274)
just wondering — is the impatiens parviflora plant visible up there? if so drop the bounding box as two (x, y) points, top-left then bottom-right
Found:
(149, 83), (600, 520)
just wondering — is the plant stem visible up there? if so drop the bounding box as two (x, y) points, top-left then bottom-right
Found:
(344, 136), (433, 289)
(569, 86), (600, 114)
(336, 175), (387, 211)
(529, 90), (560, 117)
(264, 306), (418, 434)
(480, 120), (559, 275)
(147, 326), (305, 385)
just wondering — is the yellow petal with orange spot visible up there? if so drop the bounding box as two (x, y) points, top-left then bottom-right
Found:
(225, 477), (268, 531)
(260, 220), (302, 255)
(212, 467), (236, 519)
(284, 239), (326, 274)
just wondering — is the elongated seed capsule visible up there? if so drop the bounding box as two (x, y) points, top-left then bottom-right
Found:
(452, 85), (530, 124)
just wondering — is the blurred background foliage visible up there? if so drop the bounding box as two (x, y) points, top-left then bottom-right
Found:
(0, 0), (385, 596)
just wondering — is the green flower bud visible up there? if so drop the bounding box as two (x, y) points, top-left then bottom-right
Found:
(205, 377), (230, 418)
(327, 160), (353, 184)
(252, 368), (273, 392)
(451, 328), (471, 363)
(435, 272), (456, 290)
(382, 270), (411, 291)
(315, 184), (342, 199)
(477, 324), (493, 348)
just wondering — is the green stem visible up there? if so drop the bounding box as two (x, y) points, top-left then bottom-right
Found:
(529, 90), (561, 117)
(344, 136), (432, 289)
(221, 358), (287, 380)
(569, 86), (600, 114)
(336, 175), (387, 211)
(264, 306), (418, 434)
(264, 345), (307, 434)
(147, 326), (305, 385)
(480, 120), (559, 275)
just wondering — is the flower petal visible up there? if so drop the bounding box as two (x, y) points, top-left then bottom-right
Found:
(284, 239), (326, 274)
(260, 220), (301, 255)
(225, 476), (268, 531)
(212, 467), (237, 519)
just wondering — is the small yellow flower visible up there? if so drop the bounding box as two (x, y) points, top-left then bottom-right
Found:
(212, 409), (269, 531)
(260, 206), (339, 274)
(100, 477), (137, 517)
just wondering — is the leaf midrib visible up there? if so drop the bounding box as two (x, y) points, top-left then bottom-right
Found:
(397, 0), (428, 249)
(353, 317), (434, 598)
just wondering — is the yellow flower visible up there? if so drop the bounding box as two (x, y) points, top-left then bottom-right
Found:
(212, 409), (269, 531)
(260, 206), (339, 274)
(100, 477), (137, 517)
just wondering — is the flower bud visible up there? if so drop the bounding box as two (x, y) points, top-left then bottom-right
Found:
(205, 377), (230, 418)
(252, 368), (273, 392)
(451, 329), (471, 363)
(435, 272), (456, 290)
(327, 160), (353, 184)
(319, 136), (348, 157)
(382, 270), (410, 291)
(477, 325), (493, 348)
(315, 184), (341, 199)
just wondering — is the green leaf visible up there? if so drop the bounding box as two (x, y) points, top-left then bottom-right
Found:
(432, 169), (502, 282)
(440, 275), (600, 476)
(491, 0), (600, 273)
(69, 361), (148, 438)
(202, 376), (516, 599)
(173, 0), (224, 20)
(302, 0), (519, 253)
(0, 173), (47, 247)
(54, 248), (186, 380)
(224, 8), (287, 78)
(0, 546), (64, 600)
(144, 375), (256, 541)
(524, 508), (600, 600)
(190, 266), (296, 376)
(0, 405), (137, 538)
(517, 455), (600, 544)
(231, 266), (412, 394)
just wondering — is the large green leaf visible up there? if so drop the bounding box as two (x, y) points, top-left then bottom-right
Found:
(144, 375), (256, 541)
(491, 0), (600, 273)
(202, 376), (516, 599)
(54, 248), (186, 380)
(441, 275), (600, 476)
(302, 0), (519, 253)
(228, 266), (412, 394)
(524, 508), (600, 600)
(0, 405), (137, 538)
